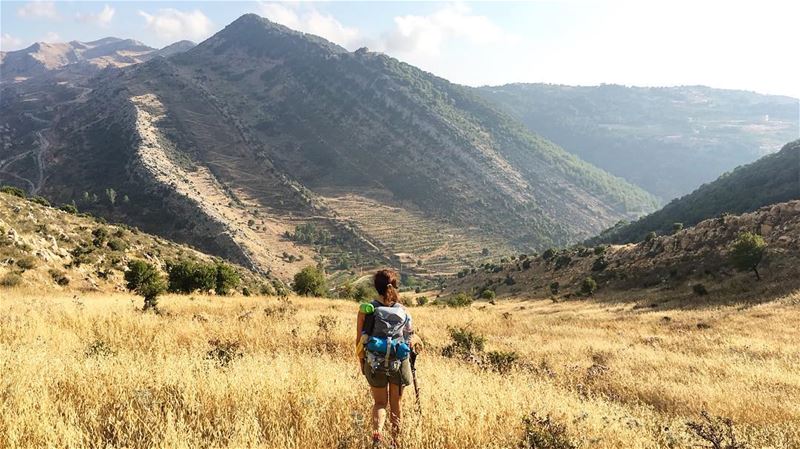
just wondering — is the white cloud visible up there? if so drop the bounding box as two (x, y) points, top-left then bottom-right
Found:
(1, 33), (25, 51)
(379, 3), (517, 57)
(257, 2), (361, 49)
(76, 4), (115, 28)
(16, 1), (59, 20)
(139, 8), (214, 42)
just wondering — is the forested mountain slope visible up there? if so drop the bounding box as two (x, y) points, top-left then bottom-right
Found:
(478, 84), (798, 200)
(589, 140), (800, 244)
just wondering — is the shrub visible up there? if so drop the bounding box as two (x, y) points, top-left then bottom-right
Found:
(293, 265), (327, 297)
(91, 227), (109, 247)
(730, 232), (766, 280)
(522, 259), (532, 270)
(593, 245), (607, 256)
(542, 248), (557, 261)
(448, 292), (473, 308)
(416, 295), (429, 306)
(259, 283), (275, 296)
(0, 185), (25, 198)
(16, 256), (37, 270)
(554, 255), (572, 270)
(692, 283), (709, 296)
(549, 282), (560, 295)
(686, 410), (745, 449)
(48, 269), (70, 286)
(338, 281), (355, 299)
(580, 277), (598, 296)
(107, 238), (128, 252)
(0, 273), (22, 287)
(672, 222), (684, 233)
(487, 350), (519, 373)
(59, 204), (78, 214)
(591, 257), (608, 272)
(354, 283), (377, 302)
(206, 339), (243, 367)
(214, 263), (240, 295)
(124, 260), (166, 311)
(481, 289), (496, 300)
(85, 339), (116, 358)
(505, 274), (516, 286)
(520, 412), (577, 449)
(30, 196), (50, 207)
(644, 231), (658, 243)
(442, 326), (485, 358)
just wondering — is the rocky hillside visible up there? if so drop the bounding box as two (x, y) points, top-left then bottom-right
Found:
(590, 139), (800, 244)
(0, 37), (194, 81)
(478, 84), (799, 200)
(445, 200), (800, 304)
(0, 14), (657, 280)
(0, 191), (272, 293)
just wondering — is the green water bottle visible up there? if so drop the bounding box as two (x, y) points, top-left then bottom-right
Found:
(359, 302), (375, 314)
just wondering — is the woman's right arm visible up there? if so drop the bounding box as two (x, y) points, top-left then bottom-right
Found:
(355, 311), (366, 346)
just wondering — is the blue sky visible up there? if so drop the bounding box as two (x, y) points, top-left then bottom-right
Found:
(2, 1), (799, 98)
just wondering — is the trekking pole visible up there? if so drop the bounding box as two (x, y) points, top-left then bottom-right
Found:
(410, 350), (421, 414)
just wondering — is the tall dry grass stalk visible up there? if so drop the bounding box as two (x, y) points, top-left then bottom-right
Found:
(1, 289), (798, 448)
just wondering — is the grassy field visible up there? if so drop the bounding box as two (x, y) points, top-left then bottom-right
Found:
(1, 289), (799, 449)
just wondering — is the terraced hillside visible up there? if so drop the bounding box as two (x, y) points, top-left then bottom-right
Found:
(0, 14), (657, 280)
(322, 192), (512, 275)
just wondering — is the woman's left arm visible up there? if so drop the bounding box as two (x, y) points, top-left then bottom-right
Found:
(404, 313), (423, 353)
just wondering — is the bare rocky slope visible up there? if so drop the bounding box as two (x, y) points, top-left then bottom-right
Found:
(445, 200), (800, 305)
(0, 191), (272, 293)
(0, 14), (657, 280)
(0, 37), (195, 81)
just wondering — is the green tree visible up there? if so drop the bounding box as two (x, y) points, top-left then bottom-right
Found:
(214, 263), (240, 295)
(730, 232), (766, 280)
(481, 289), (496, 300)
(125, 260), (166, 311)
(581, 277), (598, 296)
(105, 188), (117, 206)
(293, 266), (327, 297)
(166, 260), (216, 294)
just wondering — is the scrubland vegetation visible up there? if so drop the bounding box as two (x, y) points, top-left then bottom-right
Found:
(1, 289), (798, 449)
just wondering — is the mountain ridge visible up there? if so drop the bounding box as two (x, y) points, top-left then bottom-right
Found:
(2, 14), (659, 280)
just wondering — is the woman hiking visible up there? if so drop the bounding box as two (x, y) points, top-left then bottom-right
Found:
(355, 269), (420, 448)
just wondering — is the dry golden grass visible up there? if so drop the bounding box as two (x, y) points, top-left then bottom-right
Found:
(1, 289), (799, 448)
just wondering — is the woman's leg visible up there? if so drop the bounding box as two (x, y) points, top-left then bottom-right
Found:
(388, 383), (404, 444)
(371, 386), (389, 434)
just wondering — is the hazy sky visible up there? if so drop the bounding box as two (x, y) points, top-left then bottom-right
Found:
(2, 1), (799, 98)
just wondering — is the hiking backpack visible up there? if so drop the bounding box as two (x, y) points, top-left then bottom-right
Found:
(363, 300), (410, 372)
